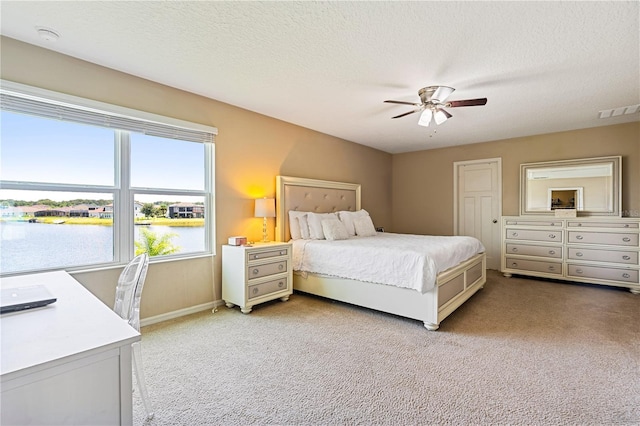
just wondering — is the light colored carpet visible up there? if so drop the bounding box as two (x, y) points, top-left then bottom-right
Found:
(133, 270), (639, 425)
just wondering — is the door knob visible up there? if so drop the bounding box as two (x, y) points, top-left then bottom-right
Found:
(492, 219), (498, 223)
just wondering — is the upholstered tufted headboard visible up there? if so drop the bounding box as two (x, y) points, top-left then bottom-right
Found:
(276, 176), (361, 242)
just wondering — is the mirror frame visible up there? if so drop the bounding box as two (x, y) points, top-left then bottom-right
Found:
(520, 156), (621, 217)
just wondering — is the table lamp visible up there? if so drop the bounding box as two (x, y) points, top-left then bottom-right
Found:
(254, 197), (275, 242)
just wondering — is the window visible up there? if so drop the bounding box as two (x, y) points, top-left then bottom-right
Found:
(0, 81), (217, 275)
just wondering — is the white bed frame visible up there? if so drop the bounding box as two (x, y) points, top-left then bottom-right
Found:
(275, 176), (486, 330)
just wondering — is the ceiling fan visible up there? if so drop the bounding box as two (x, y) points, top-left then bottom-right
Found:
(384, 86), (487, 127)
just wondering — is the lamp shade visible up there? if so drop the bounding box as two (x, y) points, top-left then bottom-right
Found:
(254, 198), (275, 218)
(434, 108), (452, 125)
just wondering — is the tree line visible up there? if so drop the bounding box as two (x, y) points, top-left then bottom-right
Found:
(0, 199), (112, 208)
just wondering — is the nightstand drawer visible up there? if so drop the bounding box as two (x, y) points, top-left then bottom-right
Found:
(248, 276), (289, 300)
(248, 248), (289, 261)
(248, 260), (288, 280)
(567, 264), (639, 284)
(505, 229), (562, 243)
(505, 257), (562, 275)
(567, 247), (638, 265)
(506, 243), (562, 258)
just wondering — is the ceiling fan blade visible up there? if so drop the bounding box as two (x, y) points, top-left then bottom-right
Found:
(392, 108), (423, 119)
(431, 86), (455, 102)
(446, 98), (488, 108)
(384, 100), (421, 106)
(418, 86), (455, 103)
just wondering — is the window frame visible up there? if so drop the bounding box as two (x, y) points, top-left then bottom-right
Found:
(0, 80), (217, 275)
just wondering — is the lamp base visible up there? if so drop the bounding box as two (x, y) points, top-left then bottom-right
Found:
(262, 217), (269, 242)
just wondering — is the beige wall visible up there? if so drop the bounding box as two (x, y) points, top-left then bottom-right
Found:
(0, 37), (392, 320)
(3, 36), (638, 321)
(392, 122), (639, 235)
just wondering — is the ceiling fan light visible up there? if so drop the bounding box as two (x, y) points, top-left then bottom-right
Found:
(418, 109), (432, 127)
(434, 109), (450, 125)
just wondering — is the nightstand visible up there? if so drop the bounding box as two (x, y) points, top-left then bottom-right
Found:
(222, 242), (293, 313)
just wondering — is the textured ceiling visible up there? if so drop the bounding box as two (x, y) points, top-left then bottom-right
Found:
(1, 1), (638, 154)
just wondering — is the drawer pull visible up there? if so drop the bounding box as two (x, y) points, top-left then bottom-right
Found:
(549, 250), (556, 255)
(549, 234), (556, 239)
(623, 273), (631, 279)
(623, 255), (631, 260)
(280, 251), (286, 255)
(622, 237), (631, 242)
(252, 288), (259, 295)
(511, 262), (518, 267)
(511, 232), (518, 237)
(624, 224), (629, 228)
(548, 266), (555, 271)
(576, 252), (583, 257)
(576, 269), (583, 274)
(254, 254), (260, 259)
(278, 264), (284, 270)
(278, 281), (284, 288)
(511, 247), (518, 252)
(577, 223), (582, 227)
(253, 268), (259, 275)
(575, 235), (583, 240)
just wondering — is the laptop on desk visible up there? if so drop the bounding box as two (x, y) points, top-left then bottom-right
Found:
(1, 285), (57, 314)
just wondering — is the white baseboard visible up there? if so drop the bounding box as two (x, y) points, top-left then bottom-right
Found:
(140, 299), (225, 327)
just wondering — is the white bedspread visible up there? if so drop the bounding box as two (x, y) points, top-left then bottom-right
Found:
(291, 233), (484, 293)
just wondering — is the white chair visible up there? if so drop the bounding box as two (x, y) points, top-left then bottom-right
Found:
(113, 253), (154, 420)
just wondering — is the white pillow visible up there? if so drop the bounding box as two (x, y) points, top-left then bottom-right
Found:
(289, 217), (301, 240)
(306, 212), (338, 239)
(321, 219), (349, 241)
(338, 209), (370, 236)
(298, 214), (312, 239)
(353, 215), (377, 237)
(288, 211), (308, 240)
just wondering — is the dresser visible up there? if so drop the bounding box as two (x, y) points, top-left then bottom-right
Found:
(501, 216), (640, 293)
(222, 242), (293, 313)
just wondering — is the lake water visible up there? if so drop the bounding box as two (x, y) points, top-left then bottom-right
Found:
(0, 222), (205, 274)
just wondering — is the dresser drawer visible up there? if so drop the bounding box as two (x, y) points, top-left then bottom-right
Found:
(506, 243), (562, 258)
(567, 231), (638, 246)
(504, 220), (563, 227)
(505, 257), (562, 275)
(248, 260), (288, 279)
(567, 264), (639, 284)
(505, 229), (563, 243)
(248, 247), (289, 261)
(248, 276), (289, 300)
(568, 221), (639, 229)
(567, 247), (638, 265)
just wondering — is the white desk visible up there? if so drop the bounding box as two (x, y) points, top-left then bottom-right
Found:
(1, 271), (140, 425)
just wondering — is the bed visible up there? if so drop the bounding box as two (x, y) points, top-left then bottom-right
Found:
(275, 175), (486, 330)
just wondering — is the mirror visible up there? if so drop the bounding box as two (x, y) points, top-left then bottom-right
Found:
(549, 187), (583, 210)
(520, 156), (621, 216)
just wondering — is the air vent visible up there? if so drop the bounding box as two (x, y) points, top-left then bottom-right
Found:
(598, 104), (640, 119)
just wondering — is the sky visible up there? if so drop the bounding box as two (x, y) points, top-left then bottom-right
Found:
(0, 111), (205, 203)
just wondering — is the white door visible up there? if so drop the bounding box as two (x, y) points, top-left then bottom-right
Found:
(454, 158), (501, 270)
